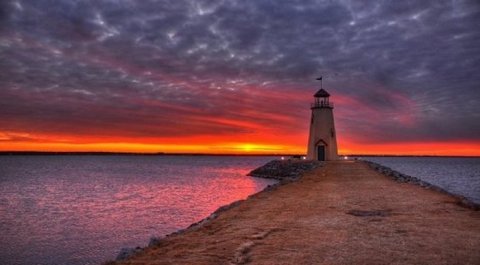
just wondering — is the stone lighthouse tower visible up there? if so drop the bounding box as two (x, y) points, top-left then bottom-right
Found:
(306, 87), (338, 161)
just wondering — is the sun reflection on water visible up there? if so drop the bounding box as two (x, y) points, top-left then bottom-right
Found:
(0, 155), (277, 265)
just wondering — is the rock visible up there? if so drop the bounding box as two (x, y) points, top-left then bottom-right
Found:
(148, 237), (162, 247)
(456, 196), (480, 211)
(116, 247), (143, 261)
(213, 200), (244, 215)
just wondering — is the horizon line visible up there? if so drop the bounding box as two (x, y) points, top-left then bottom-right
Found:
(0, 151), (479, 158)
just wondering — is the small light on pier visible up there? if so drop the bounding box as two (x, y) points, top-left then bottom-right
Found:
(302, 156), (306, 160)
(344, 156), (349, 160)
(281, 156), (285, 160)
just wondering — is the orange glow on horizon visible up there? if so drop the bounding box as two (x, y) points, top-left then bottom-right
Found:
(1, 130), (479, 156)
(337, 140), (480, 157)
(0, 141), (302, 154)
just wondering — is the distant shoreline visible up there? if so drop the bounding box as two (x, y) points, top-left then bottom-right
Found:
(0, 151), (286, 156)
(0, 151), (478, 158)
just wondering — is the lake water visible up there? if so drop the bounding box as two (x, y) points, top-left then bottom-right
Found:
(1, 156), (479, 265)
(0, 155), (276, 265)
(363, 157), (480, 204)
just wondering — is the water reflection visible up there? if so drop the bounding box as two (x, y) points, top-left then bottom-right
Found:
(0, 155), (276, 265)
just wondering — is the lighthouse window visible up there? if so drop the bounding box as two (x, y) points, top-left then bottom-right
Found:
(311, 114), (314, 124)
(331, 128), (335, 137)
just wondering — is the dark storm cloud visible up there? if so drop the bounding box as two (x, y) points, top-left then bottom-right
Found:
(1, 0), (479, 143)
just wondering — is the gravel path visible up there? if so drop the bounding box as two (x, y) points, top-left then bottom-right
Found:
(110, 160), (480, 265)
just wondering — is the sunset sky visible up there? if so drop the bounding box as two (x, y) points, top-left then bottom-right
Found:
(1, 0), (479, 155)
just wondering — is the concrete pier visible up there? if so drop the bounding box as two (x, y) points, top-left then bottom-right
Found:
(111, 161), (480, 265)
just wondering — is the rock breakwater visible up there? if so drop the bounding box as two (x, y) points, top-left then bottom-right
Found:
(109, 199), (246, 263)
(363, 160), (479, 210)
(107, 161), (480, 264)
(108, 159), (322, 263)
(248, 159), (323, 181)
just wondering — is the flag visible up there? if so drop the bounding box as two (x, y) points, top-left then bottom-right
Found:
(316, 76), (322, 80)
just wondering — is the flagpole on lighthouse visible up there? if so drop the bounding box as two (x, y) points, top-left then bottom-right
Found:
(316, 76), (323, 89)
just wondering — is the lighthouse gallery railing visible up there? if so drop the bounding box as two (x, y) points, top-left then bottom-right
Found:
(311, 102), (334, 108)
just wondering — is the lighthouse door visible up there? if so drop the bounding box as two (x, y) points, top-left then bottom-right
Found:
(317, 146), (325, 161)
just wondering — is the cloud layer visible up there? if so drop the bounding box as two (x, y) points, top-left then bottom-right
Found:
(1, 0), (479, 153)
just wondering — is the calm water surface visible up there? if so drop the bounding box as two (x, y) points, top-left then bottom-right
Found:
(364, 157), (480, 204)
(0, 155), (276, 265)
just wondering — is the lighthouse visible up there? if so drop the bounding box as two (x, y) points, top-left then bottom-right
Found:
(306, 87), (338, 161)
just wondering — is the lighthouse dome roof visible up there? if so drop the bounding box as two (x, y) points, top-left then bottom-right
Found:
(314, 88), (330, 97)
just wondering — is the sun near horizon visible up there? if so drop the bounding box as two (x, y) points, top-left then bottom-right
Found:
(1, 87), (479, 157)
(2, 94), (479, 157)
(2, 135), (479, 157)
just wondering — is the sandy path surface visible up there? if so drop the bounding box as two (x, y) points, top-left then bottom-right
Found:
(112, 160), (480, 265)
